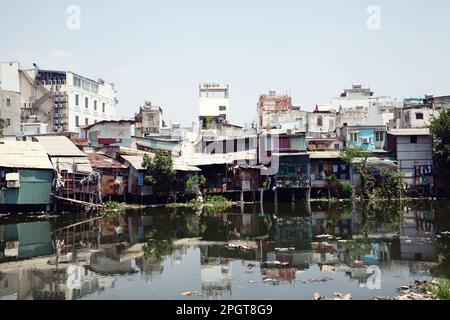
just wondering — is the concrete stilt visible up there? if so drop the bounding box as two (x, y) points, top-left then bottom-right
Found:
(291, 189), (296, 203)
(274, 189), (278, 205)
(240, 191), (244, 202)
(260, 188), (264, 204)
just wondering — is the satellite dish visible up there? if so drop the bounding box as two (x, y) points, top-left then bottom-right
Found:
(144, 100), (151, 106)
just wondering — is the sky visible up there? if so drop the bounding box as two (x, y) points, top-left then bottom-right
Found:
(1, 0), (450, 126)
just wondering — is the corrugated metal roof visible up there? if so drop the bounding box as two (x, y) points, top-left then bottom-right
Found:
(51, 157), (93, 173)
(86, 153), (128, 169)
(387, 128), (430, 136)
(121, 155), (148, 170)
(308, 151), (342, 159)
(0, 141), (53, 169)
(121, 154), (201, 172)
(35, 136), (86, 157)
(176, 154), (235, 166)
(173, 162), (202, 172)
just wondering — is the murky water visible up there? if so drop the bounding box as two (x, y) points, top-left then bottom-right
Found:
(1, 200), (450, 300)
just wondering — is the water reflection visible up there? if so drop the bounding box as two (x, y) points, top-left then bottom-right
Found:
(0, 200), (449, 300)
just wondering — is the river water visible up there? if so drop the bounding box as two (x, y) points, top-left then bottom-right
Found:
(1, 200), (449, 300)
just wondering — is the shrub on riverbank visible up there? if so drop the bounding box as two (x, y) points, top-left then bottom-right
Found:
(166, 195), (233, 212)
(423, 279), (450, 300)
(326, 175), (354, 199)
(103, 201), (125, 219)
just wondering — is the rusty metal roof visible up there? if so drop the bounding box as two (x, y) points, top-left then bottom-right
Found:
(86, 153), (128, 169)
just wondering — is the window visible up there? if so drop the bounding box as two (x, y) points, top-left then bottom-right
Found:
(102, 102), (106, 113)
(6, 98), (11, 107)
(410, 136), (417, 144)
(94, 100), (97, 111)
(85, 118), (89, 126)
(75, 94), (79, 106)
(94, 120), (97, 124)
(350, 133), (358, 143)
(266, 135), (272, 150)
(73, 77), (81, 87)
(6, 119), (10, 126)
(24, 102), (27, 108)
(279, 137), (291, 150)
(219, 106), (226, 111)
(317, 116), (323, 127)
(334, 144), (340, 150)
(376, 131), (384, 142)
(75, 116), (79, 127)
(416, 113), (424, 120)
(85, 97), (89, 109)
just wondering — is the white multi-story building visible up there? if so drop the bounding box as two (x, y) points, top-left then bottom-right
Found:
(333, 83), (399, 127)
(199, 83), (230, 127)
(20, 67), (117, 134)
(0, 62), (21, 136)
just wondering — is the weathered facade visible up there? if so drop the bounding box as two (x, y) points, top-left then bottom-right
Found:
(19, 67), (117, 134)
(387, 128), (434, 193)
(337, 125), (387, 151)
(83, 120), (133, 148)
(86, 153), (128, 199)
(306, 105), (337, 138)
(0, 62), (21, 136)
(134, 101), (164, 137)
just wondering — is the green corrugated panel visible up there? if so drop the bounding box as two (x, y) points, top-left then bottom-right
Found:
(291, 136), (306, 151)
(4, 224), (18, 241)
(18, 244), (53, 259)
(4, 169), (53, 205)
(17, 221), (52, 246)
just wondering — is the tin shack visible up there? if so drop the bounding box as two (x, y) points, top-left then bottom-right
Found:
(0, 141), (54, 211)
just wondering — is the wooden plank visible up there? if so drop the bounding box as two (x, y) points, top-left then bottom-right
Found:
(52, 194), (103, 208)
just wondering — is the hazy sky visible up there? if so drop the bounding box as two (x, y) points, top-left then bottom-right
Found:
(1, 0), (450, 126)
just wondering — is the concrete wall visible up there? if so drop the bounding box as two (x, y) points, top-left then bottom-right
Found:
(395, 135), (433, 187)
(0, 91), (21, 136)
(0, 62), (20, 92)
(307, 112), (336, 138)
(199, 97), (229, 120)
(259, 108), (307, 130)
(88, 122), (132, 147)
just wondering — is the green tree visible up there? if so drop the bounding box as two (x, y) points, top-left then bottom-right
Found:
(341, 146), (373, 199)
(0, 118), (5, 138)
(142, 151), (175, 196)
(377, 169), (404, 200)
(430, 109), (450, 177)
(185, 175), (206, 195)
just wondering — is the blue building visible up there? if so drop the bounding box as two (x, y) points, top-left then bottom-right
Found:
(0, 141), (54, 210)
(337, 125), (387, 151)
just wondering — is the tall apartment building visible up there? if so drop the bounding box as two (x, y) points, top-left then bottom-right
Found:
(20, 67), (117, 134)
(199, 83), (230, 128)
(0, 62), (21, 136)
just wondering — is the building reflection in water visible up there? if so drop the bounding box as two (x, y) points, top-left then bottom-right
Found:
(1, 200), (449, 300)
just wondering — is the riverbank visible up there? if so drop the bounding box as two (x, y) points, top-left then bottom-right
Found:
(371, 280), (450, 300)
